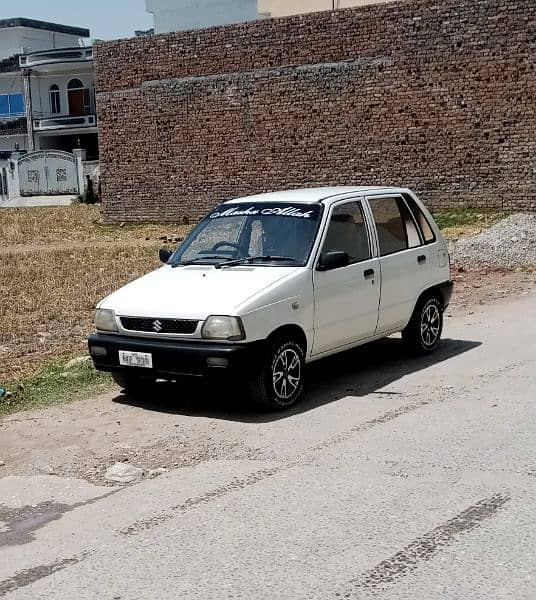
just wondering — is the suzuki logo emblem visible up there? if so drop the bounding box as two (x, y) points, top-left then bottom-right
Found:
(152, 319), (163, 333)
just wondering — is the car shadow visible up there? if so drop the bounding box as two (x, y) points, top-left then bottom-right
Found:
(111, 337), (481, 423)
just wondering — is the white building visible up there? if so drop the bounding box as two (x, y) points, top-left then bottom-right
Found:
(146, 0), (258, 34)
(0, 18), (97, 160)
(21, 46), (97, 157)
(0, 17), (89, 57)
(258, 0), (392, 18)
(145, 0), (394, 33)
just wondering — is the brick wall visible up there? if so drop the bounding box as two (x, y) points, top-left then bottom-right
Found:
(95, 0), (536, 222)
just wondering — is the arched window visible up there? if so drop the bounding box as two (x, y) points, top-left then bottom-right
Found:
(67, 78), (91, 116)
(49, 84), (61, 114)
(67, 78), (84, 90)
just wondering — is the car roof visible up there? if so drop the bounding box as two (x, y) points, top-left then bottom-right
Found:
(227, 187), (410, 205)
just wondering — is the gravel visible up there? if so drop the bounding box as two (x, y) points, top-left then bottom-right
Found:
(450, 213), (536, 269)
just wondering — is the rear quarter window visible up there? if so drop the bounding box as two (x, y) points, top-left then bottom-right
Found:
(403, 194), (436, 244)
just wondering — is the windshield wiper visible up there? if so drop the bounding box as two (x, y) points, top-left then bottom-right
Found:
(216, 256), (297, 269)
(172, 256), (227, 268)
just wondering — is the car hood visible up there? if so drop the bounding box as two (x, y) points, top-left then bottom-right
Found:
(99, 265), (300, 319)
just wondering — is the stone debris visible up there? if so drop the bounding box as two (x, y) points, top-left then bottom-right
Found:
(450, 214), (536, 270)
(64, 356), (92, 370)
(159, 234), (184, 244)
(148, 467), (169, 478)
(104, 463), (144, 484)
(37, 464), (56, 475)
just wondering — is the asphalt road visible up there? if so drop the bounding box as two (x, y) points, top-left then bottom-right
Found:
(1, 292), (536, 599)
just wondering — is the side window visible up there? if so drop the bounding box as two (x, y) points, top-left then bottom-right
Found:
(404, 195), (436, 244)
(0, 95), (8, 117)
(0, 93), (25, 117)
(370, 196), (423, 256)
(50, 85), (61, 114)
(322, 201), (371, 264)
(8, 94), (25, 115)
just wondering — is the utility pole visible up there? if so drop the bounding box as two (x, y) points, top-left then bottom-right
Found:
(22, 69), (35, 152)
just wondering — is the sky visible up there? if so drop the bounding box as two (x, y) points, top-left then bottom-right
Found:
(0, 0), (154, 41)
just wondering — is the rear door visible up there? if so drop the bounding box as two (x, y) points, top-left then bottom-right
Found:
(312, 199), (381, 356)
(366, 194), (432, 334)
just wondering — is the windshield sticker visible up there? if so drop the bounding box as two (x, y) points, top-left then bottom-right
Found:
(209, 206), (317, 219)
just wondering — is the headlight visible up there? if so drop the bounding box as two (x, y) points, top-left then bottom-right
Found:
(201, 316), (245, 341)
(95, 308), (118, 332)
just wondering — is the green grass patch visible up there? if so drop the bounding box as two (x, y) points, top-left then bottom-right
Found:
(432, 208), (510, 241)
(0, 358), (113, 419)
(433, 209), (509, 231)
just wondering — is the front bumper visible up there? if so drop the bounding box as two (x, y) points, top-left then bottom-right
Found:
(88, 333), (265, 379)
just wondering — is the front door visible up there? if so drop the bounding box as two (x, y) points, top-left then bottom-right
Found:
(367, 195), (432, 333)
(312, 199), (381, 356)
(68, 89), (85, 116)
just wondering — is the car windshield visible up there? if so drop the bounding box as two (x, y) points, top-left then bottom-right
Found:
(170, 202), (322, 267)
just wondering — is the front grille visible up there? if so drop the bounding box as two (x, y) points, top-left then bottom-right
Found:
(120, 317), (199, 335)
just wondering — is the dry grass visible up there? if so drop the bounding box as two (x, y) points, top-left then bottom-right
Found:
(0, 245), (162, 382)
(0, 204), (190, 247)
(0, 204), (191, 384)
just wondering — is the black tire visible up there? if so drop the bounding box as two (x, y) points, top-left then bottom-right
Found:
(249, 337), (305, 410)
(402, 294), (444, 354)
(111, 371), (155, 394)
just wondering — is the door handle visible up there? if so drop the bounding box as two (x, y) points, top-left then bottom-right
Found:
(418, 255), (427, 264)
(364, 269), (375, 280)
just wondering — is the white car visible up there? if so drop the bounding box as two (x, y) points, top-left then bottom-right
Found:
(89, 187), (453, 409)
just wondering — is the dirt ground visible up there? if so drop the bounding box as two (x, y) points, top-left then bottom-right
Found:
(447, 267), (536, 313)
(0, 267), (534, 485)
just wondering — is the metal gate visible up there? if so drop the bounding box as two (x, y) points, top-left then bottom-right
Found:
(18, 150), (79, 196)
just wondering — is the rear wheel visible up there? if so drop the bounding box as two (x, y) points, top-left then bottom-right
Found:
(111, 371), (155, 394)
(402, 295), (444, 354)
(249, 337), (305, 410)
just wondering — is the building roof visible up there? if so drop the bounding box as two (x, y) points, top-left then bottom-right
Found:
(0, 18), (89, 38)
(230, 187), (409, 204)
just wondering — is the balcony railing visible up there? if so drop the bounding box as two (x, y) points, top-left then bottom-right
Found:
(20, 47), (93, 68)
(33, 114), (96, 131)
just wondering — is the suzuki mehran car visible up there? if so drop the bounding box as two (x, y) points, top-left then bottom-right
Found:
(89, 187), (453, 409)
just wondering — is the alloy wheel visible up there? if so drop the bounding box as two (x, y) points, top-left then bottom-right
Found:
(272, 347), (302, 401)
(420, 302), (441, 347)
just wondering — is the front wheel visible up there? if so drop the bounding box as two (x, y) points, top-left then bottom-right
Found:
(249, 338), (305, 410)
(402, 295), (444, 354)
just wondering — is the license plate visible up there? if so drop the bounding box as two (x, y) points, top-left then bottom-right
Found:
(118, 350), (153, 369)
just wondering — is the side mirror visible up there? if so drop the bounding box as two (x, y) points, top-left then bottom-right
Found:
(318, 251), (349, 271)
(159, 248), (173, 264)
